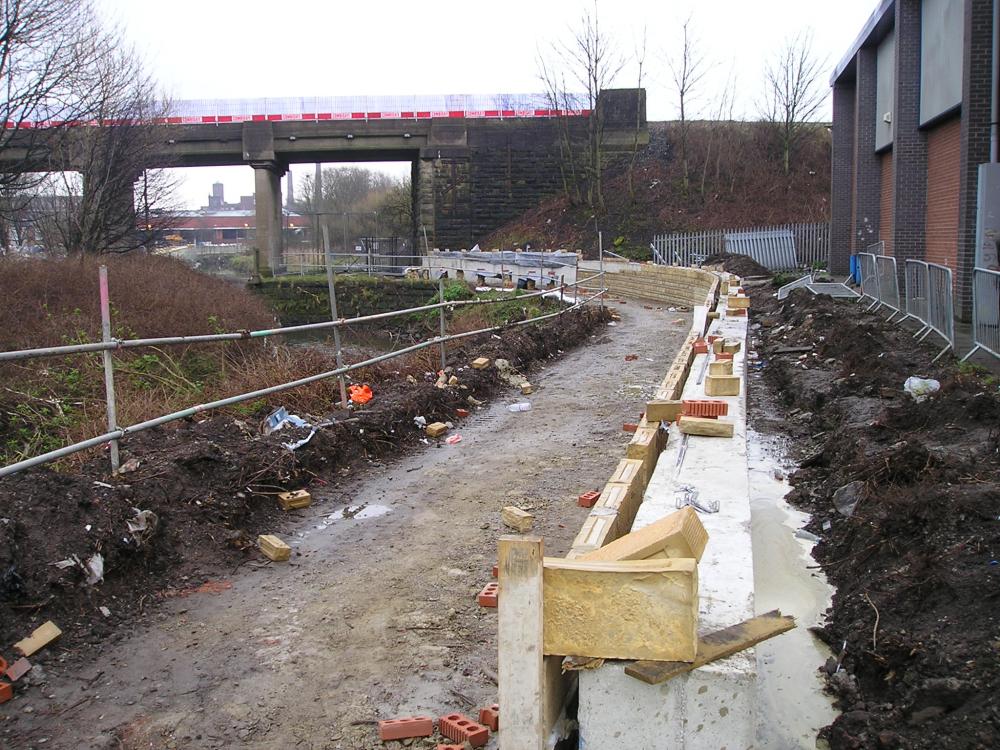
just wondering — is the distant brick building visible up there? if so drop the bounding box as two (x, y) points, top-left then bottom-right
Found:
(172, 182), (307, 245)
(830, 0), (997, 319)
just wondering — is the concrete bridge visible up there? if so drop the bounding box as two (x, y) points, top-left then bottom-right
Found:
(0, 90), (647, 274)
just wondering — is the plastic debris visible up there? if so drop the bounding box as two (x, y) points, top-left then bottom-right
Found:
(127, 508), (159, 545)
(84, 553), (104, 585)
(413, 416), (427, 428)
(445, 435), (462, 445)
(903, 376), (940, 402)
(794, 529), (821, 543)
(508, 402), (532, 412)
(833, 480), (865, 517)
(264, 406), (309, 434)
(348, 384), (373, 404)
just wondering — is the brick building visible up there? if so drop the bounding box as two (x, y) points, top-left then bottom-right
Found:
(830, 0), (998, 319)
(172, 182), (308, 245)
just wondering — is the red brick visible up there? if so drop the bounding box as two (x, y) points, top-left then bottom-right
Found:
(682, 400), (729, 418)
(706, 334), (721, 344)
(455, 408), (471, 418)
(0, 682), (12, 704)
(437, 745), (463, 750)
(3, 657), (31, 682)
(377, 716), (434, 741)
(716, 352), (734, 361)
(439, 713), (490, 747)
(578, 490), (600, 508)
(491, 564), (498, 578)
(693, 339), (708, 354)
(477, 582), (498, 608)
(622, 422), (638, 433)
(479, 703), (500, 731)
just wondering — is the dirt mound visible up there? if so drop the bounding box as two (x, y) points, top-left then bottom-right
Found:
(0, 307), (608, 654)
(750, 288), (1000, 749)
(702, 252), (771, 278)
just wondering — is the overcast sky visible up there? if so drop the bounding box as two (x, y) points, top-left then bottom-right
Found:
(98, 0), (879, 208)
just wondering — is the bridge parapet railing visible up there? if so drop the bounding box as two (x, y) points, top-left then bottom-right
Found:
(0, 262), (607, 479)
(963, 268), (1000, 363)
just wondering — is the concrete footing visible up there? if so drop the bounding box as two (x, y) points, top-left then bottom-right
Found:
(578, 290), (755, 749)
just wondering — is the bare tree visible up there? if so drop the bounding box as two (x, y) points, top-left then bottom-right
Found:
(0, 0), (176, 253)
(0, 1), (106, 209)
(760, 32), (827, 175)
(539, 1), (625, 212)
(669, 16), (709, 198)
(700, 66), (737, 197)
(37, 38), (177, 253)
(626, 28), (647, 199)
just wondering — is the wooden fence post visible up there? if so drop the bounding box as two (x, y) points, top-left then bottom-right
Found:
(498, 535), (545, 750)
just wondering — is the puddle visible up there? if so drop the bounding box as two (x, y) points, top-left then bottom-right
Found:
(748, 429), (838, 747)
(313, 504), (393, 530)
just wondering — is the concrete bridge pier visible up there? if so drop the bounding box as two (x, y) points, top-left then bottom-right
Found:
(252, 161), (286, 277)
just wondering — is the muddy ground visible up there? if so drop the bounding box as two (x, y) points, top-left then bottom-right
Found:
(749, 285), (1000, 750)
(0, 301), (690, 748)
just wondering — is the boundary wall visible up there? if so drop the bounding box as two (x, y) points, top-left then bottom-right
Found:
(532, 264), (730, 747)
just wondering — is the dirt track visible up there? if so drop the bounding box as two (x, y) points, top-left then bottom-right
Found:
(2, 301), (690, 750)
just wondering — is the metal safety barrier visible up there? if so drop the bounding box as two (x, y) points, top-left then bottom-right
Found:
(963, 267), (1000, 363)
(856, 252), (880, 307)
(903, 260), (929, 325)
(874, 254), (902, 320)
(902, 260), (955, 362)
(0, 260), (606, 478)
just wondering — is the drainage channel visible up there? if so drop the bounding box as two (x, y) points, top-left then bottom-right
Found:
(749, 428), (838, 746)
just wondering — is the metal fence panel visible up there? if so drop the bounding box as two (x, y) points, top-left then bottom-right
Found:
(725, 229), (798, 271)
(874, 255), (901, 315)
(857, 253), (879, 305)
(964, 268), (1000, 362)
(925, 263), (955, 354)
(904, 260), (929, 325)
(650, 222), (829, 270)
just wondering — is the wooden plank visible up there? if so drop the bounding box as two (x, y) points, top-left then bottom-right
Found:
(542, 558), (698, 661)
(502, 506), (535, 533)
(578, 507), (708, 563)
(705, 375), (741, 397)
(679, 416), (735, 438)
(499, 536), (546, 750)
(624, 610), (796, 685)
(14, 621), (61, 657)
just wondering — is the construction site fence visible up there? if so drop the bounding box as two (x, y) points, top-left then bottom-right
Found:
(901, 260), (956, 361)
(963, 268), (1000, 363)
(650, 222), (829, 270)
(0, 267), (606, 479)
(858, 249), (957, 362)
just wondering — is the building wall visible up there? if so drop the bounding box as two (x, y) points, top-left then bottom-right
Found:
(879, 151), (895, 254)
(925, 116), (962, 269)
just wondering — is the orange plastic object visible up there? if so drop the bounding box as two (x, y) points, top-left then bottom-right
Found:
(348, 384), (373, 404)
